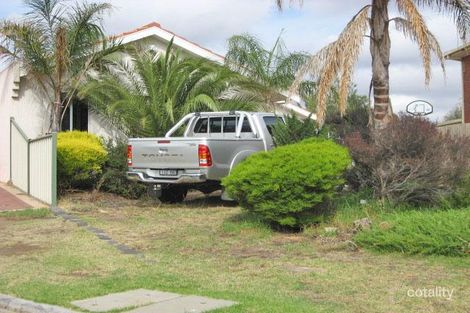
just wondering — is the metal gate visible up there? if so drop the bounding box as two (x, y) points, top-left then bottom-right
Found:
(9, 117), (57, 206)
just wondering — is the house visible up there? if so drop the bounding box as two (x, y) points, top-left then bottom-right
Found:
(445, 42), (470, 122)
(0, 22), (313, 183)
(438, 43), (470, 136)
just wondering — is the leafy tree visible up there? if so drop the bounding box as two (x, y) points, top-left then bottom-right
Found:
(79, 42), (257, 137)
(277, 0), (469, 128)
(0, 0), (121, 132)
(225, 33), (310, 111)
(443, 104), (462, 121)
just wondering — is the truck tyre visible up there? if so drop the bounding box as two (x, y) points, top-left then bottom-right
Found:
(159, 185), (188, 203)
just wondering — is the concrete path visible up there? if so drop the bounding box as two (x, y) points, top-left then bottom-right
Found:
(72, 289), (236, 313)
(126, 295), (236, 313)
(0, 294), (77, 313)
(71, 289), (180, 312)
(1, 289), (236, 313)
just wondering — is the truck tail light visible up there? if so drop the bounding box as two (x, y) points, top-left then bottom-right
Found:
(127, 145), (133, 166)
(198, 144), (212, 167)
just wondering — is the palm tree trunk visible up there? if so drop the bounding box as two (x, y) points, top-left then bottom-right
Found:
(51, 27), (67, 133)
(370, 0), (393, 128)
(51, 91), (62, 133)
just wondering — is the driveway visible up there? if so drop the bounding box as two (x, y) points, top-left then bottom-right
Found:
(0, 185), (31, 211)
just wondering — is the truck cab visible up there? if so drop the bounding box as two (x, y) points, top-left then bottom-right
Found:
(127, 111), (282, 202)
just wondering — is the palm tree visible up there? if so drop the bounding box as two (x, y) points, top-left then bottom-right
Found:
(79, 42), (257, 137)
(0, 0), (121, 132)
(277, 0), (469, 128)
(224, 33), (309, 111)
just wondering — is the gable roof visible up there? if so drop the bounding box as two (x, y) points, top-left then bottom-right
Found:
(112, 22), (225, 63)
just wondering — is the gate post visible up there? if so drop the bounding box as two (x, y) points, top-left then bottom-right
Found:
(51, 132), (57, 207)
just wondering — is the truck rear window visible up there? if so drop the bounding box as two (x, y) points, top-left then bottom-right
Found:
(223, 117), (236, 133)
(263, 116), (284, 135)
(241, 118), (252, 133)
(194, 118), (208, 133)
(209, 117), (222, 133)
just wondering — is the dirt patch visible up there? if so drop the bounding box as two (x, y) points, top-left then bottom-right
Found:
(282, 264), (329, 275)
(0, 217), (8, 228)
(271, 234), (305, 245)
(61, 191), (155, 211)
(0, 242), (42, 256)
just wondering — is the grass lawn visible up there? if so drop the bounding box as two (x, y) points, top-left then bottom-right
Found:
(0, 192), (469, 313)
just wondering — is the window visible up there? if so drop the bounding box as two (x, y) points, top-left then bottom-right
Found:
(61, 98), (88, 131)
(194, 118), (208, 133)
(241, 118), (252, 133)
(223, 117), (236, 133)
(209, 117), (222, 133)
(263, 116), (284, 135)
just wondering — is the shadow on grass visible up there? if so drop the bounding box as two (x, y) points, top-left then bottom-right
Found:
(182, 191), (238, 208)
(222, 211), (273, 235)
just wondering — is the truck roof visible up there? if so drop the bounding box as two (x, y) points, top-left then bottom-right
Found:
(192, 111), (276, 117)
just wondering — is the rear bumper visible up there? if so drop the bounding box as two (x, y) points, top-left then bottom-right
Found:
(126, 171), (207, 184)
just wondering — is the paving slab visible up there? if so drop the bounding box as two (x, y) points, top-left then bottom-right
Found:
(71, 289), (180, 312)
(0, 293), (77, 313)
(125, 295), (237, 313)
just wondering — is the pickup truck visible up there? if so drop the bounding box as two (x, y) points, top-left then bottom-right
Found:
(127, 111), (282, 202)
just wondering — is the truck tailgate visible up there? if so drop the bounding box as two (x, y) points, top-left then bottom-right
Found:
(129, 138), (201, 169)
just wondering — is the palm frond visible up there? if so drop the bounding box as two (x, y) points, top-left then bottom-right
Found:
(24, 0), (65, 43)
(290, 5), (370, 126)
(225, 34), (268, 81)
(276, 0), (304, 10)
(66, 1), (113, 62)
(413, 0), (470, 40)
(225, 32), (311, 110)
(80, 43), (247, 137)
(0, 21), (54, 82)
(396, 0), (440, 84)
(393, 15), (445, 82)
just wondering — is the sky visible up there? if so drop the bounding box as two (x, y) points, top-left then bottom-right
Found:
(0, 0), (466, 121)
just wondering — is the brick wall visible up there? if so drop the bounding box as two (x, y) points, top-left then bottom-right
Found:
(463, 55), (470, 123)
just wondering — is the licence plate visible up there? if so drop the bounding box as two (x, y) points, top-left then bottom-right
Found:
(159, 169), (178, 176)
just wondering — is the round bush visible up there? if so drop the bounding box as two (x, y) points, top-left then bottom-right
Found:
(57, 131), (107, 190)
(222, 138), (351, 228)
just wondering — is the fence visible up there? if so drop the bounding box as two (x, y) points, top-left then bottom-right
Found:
(9, 117), (57, 206)
(437, 119), (470, 137)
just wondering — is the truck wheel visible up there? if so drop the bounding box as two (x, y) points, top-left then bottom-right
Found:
(159, 185), (188, 203)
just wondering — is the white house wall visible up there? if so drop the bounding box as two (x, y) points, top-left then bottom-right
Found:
(88, 110), (126, 142)
(0, 64), (50, 183)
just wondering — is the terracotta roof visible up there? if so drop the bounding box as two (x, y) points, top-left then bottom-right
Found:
(111, 22), (225, 60)
(112, 22), (161, 39)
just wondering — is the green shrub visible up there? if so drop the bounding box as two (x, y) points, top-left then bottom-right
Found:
(97, 140), (147, 199)
(354, 209), (470, 256)
(271, 114), (319, 146)
(441, 173), (470, 209)
(222, 138), (351, 228)
(57, 131), (107, 191)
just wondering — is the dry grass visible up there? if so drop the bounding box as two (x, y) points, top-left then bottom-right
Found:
(0, 192), (469, 313)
